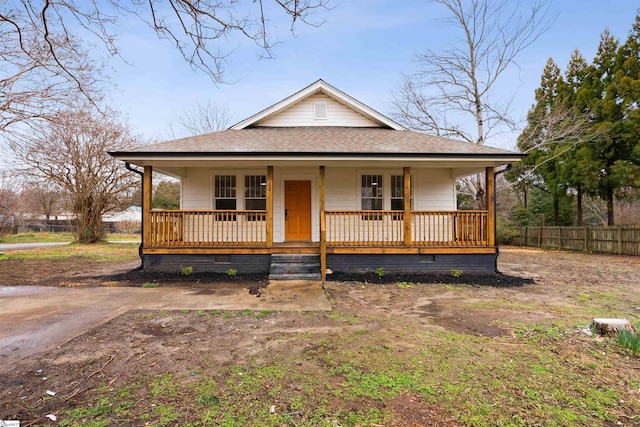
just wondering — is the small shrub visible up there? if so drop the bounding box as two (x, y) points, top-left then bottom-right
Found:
(396, 281), (414, 289)
(142, 282), (158, 288)
(374, 267), (385, 278)
(617, 329), (640, 354)
(181, 266), (193, 276)
(227, 268), (238, 278)
(496, 215), (521, 245)
(450, 269), (463, 278)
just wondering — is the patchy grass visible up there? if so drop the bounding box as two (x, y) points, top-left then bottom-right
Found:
(0, 231), (75, 243)
(47, 314), (638, 427)
(0, 232), (140, 244)
(0, 241), (138, 262)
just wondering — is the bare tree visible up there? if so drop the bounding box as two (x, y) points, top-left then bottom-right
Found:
(392, 0), (553, 204)
(21, 182), (68, 220)
(0, 173), (21, 234)
(8, 107), (141, 243)
(170, 101), (233, 137)
(1, 1), (329, 132)
(1, 7), (102, 134)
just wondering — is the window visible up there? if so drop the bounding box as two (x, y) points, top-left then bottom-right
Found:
(245, 175), (266, 221)
(361, 175), (383, 219)
(391, 175), (413, 210)
(361, 175), (383, 210)
(215, 175), (236, 209)
(215, 175), (236, 220)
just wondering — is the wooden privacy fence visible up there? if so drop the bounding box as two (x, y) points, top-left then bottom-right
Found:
(515, 226), (640, 256)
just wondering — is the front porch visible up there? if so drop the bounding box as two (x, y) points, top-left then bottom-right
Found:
(147, 209), (492, 250)
(140, 165), (497, 279)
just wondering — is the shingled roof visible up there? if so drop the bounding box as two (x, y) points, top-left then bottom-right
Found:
(112, 127), (522, 159)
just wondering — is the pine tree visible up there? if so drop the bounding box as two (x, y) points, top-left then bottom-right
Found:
(515, 58), (572, 225)
(559, 50), (590, 225)
(577, 28), (640, 225)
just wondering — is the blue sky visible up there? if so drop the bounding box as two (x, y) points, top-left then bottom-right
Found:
(107, 0), (639, 150)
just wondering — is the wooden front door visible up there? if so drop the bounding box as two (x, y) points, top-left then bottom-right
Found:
(285, 181), (312, 241)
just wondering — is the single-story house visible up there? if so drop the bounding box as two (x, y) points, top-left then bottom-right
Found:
(110, 80), (523, 280)
(103, 206), (142, 223)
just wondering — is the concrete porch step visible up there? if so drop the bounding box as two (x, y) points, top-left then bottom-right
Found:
(268, 273), (322, 281)
(271, 254), (320, 263)
(269, 254), (321, 281)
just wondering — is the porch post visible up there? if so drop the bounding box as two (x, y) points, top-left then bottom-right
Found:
(266, 166), (273, 247)
(403, 167), (412, 246)
(319, 166), (326, 283)
(486, 166), (496, 247)
(143, 166), (153, 248)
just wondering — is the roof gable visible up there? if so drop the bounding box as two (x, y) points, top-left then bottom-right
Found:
(230, 79), (405, 130)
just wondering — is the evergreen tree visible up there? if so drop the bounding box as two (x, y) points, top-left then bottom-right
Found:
(577, 28), (640, 225)
(614, 15), (640, 190)
(513, 14), (640, 227)
(514, 58), (571, 225)
(558, 50), (590, 225)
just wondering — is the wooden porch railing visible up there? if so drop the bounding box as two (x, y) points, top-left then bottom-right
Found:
(324, 210), (489, 247)
(148, 209), (489, 248)
(324, 210), (405, 246)
(412, 210), (488, 247)
(149, 210), (267, 246)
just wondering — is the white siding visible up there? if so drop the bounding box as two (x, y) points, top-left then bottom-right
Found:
(181, 168), (211, 209)
(414, 169), (456, 210)
(178, 166), (457, 243)
(325, 168), (357, 210)
(256, 94), (382, 127)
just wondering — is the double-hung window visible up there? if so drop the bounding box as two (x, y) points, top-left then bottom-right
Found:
(390, 175), (413, 210)
(361, 174), (383, 219)
(390, 175), (413, 220)
(215, 175), (236, 220)
(244, 175), (266, 221)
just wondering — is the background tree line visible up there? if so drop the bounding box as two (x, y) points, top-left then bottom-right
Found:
(504, 14), (640, 231)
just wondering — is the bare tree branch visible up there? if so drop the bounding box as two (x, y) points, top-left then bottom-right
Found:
(1, 0), (330, 133)
(391, 0), (554, 207)
(174, 101), (234, 137)
(7, 107), (141, 242)
(393, 0), (553, 145)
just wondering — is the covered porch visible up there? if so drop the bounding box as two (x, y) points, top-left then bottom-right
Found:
(141, 165), (497, 280)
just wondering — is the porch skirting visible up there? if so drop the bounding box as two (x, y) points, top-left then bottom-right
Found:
(144, 254), (271, 274)
(141, 251), (497, 274)
(326, 253), (497, 273)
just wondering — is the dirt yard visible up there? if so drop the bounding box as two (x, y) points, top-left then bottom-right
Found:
(1, 247), (640, 426)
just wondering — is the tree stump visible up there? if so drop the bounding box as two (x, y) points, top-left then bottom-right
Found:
(591, 318), (636, 337)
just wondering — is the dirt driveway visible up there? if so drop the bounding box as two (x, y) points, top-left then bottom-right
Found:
(0, 281), (330, 365)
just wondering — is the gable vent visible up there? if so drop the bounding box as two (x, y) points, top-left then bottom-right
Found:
(314, 101), (328, 120)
